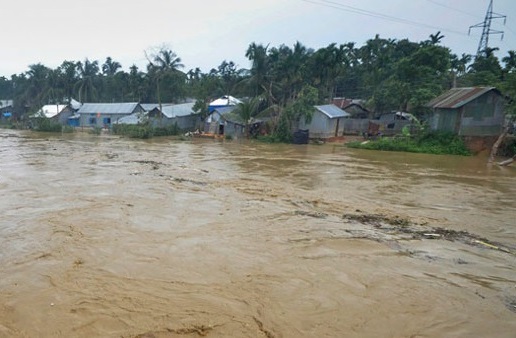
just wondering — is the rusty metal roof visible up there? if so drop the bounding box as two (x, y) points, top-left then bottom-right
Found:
(426, 87), (498, 109)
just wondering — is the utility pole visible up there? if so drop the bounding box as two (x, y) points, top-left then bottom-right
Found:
(469, 0), (506, 58)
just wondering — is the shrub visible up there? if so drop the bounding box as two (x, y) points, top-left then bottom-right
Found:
(112, 124), (152, 138)
(33, 118), (62, 132)
(152, 122), (181, 137)
(88, 126), (103, 135)
(62, 125), (75, 133)
(347, 131), (471, 156)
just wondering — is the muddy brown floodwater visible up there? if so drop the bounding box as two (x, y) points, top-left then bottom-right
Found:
(0, 129), (515, 338)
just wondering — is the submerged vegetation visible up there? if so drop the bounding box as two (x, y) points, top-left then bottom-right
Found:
(346, 132), (472, 156)
(31, 117), (64, 133)
(112, 122), (181, 139)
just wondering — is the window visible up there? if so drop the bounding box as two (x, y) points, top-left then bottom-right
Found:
(103, 117), (111, 125)
(89, 117), (97, 125)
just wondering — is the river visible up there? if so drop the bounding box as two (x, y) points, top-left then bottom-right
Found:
(0, 129), (515, 337)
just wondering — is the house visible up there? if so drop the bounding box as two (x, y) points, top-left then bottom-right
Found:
(331, 98), (372, 135)
(332, 98), (370, 119)
(368, 111), (416, 136)
(426, 87), (505, 136)
(204, 106), (251, 138)
(115, 112), (145, 125)
(34, 104), (75, 125)
(1, 100), (13, 121)
(147, 102), (200, 130)
(77, 102), (144, 128)
(297, 104), (350, 139)
(208, 95), (242, 113)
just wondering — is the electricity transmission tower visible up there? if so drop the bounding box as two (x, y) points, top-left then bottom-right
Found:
(468, 0), (506, 58)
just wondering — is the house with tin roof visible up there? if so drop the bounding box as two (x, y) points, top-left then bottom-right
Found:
(77, 102), (144, 128)
(297, 104), (351, 139)
(147, 102), (200, 130)
(332, 98), (370, 119)
(0, 100), (14, 120)
(426, 87), (505, 136)
(208, 95), (242, 113)
(33, 104), (75, 125)
(204, 105), (247, 137)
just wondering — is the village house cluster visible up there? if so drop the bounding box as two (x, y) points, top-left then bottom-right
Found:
(0, 87), (507, 146)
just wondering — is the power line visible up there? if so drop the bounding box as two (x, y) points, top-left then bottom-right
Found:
(301, 0), (469, 36)
(424, 0), (480, 19)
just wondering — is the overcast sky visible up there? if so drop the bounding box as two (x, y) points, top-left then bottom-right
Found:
(2, 0), (515, 77)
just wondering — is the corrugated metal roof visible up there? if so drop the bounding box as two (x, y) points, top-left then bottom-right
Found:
(36, 104), (68, 118)
(141, 103), (175, 111)
(209, 95), (242, 107)
(116, 113), (144, 125)
(212, 106), (237, 115)
(209, 106), (243, 124)
(315, 104), (350, 119)
(78, 102), (140, 115)
(161, 102), (195, 118)
(426, 87), (497, 109)
(0, 100), (13, 108)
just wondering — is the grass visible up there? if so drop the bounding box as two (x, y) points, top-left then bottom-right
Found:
(346, 132), (472, 156)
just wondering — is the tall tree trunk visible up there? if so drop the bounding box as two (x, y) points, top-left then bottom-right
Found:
(488, 123), (509, 163)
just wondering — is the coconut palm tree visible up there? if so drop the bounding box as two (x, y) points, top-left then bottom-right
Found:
(502, 50), (516, 73)
(245, 42), (273, 101)
(146, 47), (185, 114)
(102, 57), (122, 76)
(75, 59), (100, 102)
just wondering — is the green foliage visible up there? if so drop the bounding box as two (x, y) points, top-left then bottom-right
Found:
(112, 124), (152, 138)
(152, 122), (181, 137)
(0, 121), (15, 129)
(62, 125), (75, 133)
(88, 126), (102, 135)
(347, 132), (471, 156)
(111, 122), (180, 139)
(272, 111), (292, 143)
(0, 38), (513, 127)
(32, 117), (62, 132)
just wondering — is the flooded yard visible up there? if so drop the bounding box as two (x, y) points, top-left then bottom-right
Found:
(0, 129), (515, 337)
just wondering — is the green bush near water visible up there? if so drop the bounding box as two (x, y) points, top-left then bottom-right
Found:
(346, 132), (472, 156)
(62, 125), (75, 133)
(88, 126), (103, 135)
(152, 123), (180, 137)
(32, 118), (62, 132)
(111, 123), (181, 139)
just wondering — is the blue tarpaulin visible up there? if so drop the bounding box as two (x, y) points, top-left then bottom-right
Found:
(2, 112), (12, 117)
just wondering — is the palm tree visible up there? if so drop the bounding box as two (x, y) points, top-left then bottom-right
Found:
(150, 49), (184, 71)
(57, 61), (80, 101)
(449, 53), (472, 87)
(245, 43), (273, 101)
(25, 63), (52, 108)
(102, 57), (122, 76)
(233, 96), (278, 138)
(75, 59), (100, 102)
(233, 96), (262, 138)
(428, 31), (445, 45)
(502, 50), (516, 73)
(146, 47), (184, 114)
